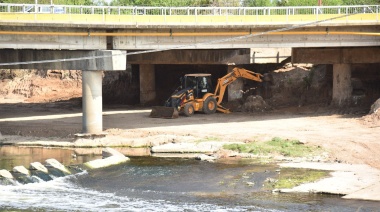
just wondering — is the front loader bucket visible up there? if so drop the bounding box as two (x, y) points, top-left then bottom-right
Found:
(149, 106), (179, 119)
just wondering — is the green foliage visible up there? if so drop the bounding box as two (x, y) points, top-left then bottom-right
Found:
(342, 0), (380, 5)
(110, 0), (212, 7)
(1, 0), (94, 5)
(276, 0), (343, 6)
(223, 137), (320, 157)
(242, 0), (273, 7)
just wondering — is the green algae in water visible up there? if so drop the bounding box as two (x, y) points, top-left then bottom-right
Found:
(223, 137), (322, 157)
(266, 168), (330, 189)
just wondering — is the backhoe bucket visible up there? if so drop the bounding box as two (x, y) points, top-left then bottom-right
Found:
(149, 106), (179, 119)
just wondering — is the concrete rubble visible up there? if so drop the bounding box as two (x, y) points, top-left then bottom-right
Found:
(0, 148), (130, 185)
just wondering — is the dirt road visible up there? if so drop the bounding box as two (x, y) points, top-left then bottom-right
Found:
(0, 102), (379, 169)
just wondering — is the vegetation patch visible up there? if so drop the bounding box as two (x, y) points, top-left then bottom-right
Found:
(223, 137), (321, 157)
(265, 168), (330, 189)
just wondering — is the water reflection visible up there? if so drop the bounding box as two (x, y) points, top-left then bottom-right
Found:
(0, 146), (152, 171)
(0, 146), (99, 170)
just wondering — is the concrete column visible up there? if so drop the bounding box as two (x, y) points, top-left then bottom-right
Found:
(139, 64), (156, 104)
(82, 71), (103, 134)
(332, 64), (352, 106)
(227, 66), (244, 102)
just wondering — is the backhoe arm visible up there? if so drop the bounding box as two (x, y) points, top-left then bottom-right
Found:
(214, 67), (263, 113)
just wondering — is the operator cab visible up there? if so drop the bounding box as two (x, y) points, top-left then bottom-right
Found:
(183, 74), (213, 99)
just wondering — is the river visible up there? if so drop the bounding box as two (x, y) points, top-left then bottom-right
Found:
(1, 146), (380, 211)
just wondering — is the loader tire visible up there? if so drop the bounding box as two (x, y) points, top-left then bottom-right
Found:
(184, 103), (195, 117)
(203, 97), (217, 114)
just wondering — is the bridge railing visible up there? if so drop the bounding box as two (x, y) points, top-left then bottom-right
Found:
(0, 3), (378, 24)
(0, 3), (378, 16)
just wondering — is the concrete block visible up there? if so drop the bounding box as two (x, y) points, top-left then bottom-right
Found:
(12, 166), (30, 176)
(45, 159), (71, 175)
(0, 169), (13, 179)
(84, 155), (130, 169)
(30, 162), (49, 174)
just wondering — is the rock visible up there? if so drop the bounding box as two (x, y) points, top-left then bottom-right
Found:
(369, 98), (380, 114)
(195, 154), (216, 162)
(246, 182), (255, 186)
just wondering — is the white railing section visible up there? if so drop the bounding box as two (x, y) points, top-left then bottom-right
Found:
(0, 3), (377, 17)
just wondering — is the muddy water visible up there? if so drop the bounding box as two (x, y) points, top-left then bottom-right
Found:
(1, 147), (380, 211)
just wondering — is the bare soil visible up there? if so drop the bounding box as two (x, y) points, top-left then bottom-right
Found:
(0, 101), (379, 170)
(1, 66), (380, 170)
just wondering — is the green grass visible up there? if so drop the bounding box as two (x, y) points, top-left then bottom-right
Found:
(223, 137), (320, 157)
(266, 168), (329, 189)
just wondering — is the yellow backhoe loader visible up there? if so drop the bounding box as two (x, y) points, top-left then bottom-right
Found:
(150, 67), (263, 118)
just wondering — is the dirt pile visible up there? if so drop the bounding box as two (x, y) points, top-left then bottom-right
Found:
(0, 70), (82, 103)
(362, 98), (380, 126)
(264, 63), (332, 108)
(242, 95), (271, 112)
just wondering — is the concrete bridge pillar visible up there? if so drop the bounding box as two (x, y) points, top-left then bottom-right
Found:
(227, 65), (244, 102)
(332, 64), (352, 106)
(139, 64), (156, 104)
(82, 71), (103, 134)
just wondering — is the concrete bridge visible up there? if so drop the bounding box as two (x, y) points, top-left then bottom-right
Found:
(0, 3), (379, 136)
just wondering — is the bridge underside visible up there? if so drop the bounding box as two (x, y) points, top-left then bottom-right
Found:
(1, 45), (379, 135)
(0, 49), (126, 136)
(293, 47), (380, 106)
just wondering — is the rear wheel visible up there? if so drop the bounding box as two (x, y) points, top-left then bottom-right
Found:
(203, 97), (217, 114)
(183, 103), (195, 117)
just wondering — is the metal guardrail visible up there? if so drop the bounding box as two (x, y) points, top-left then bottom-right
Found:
(0, 3), (378, 16)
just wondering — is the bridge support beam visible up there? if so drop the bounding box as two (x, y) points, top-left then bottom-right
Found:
(82, 71), (103, 134)
(332, 64), (352, 106)
(139, 64), (156, 104)
(227, 65), (243, 102)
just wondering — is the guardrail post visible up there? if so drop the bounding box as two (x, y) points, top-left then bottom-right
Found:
(286, 7), (288, 23)
(316, 8), (318, 21)
(256, 9), (258, 22)
(102, 8), (105, 22)
(195, 8), (197, 22)
(226, 8), (228, 23)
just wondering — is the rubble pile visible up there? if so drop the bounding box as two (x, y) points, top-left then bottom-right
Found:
(363, 98), (380, 125)
(242, 95), (271, 113)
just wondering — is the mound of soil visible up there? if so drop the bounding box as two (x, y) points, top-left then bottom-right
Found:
(242, 95), (271, 112)
(0, 70), (82, 103)
(362, 98), (380, 126)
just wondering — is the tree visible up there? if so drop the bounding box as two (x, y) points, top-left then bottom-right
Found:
(342, 0), (380, 5)
(243, 0), (273, 7)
